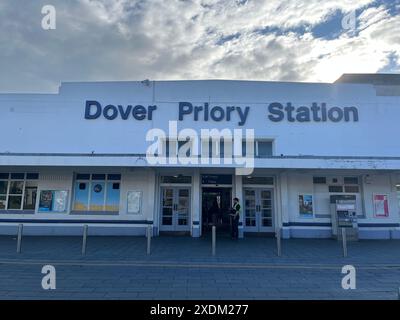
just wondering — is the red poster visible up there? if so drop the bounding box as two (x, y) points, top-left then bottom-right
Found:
(373, 194), (389, 217)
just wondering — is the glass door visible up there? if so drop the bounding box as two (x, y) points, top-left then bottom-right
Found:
(160, 187), (191, 232)
(259, 189), (273, 232)
(244, 188), (274, 232)
(161, 188), (174, 231)
(175, 188), (190, 230)
(244, 189), (258, 232)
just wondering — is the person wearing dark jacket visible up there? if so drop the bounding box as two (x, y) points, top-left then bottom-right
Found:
(230, 197), (241, 239)
(209, 199), (221, 226)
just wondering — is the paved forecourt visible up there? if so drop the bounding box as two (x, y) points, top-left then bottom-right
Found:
(0, 236), (399, 299)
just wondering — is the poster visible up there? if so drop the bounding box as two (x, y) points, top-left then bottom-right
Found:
(299, 194), (313, 218)
(52, 191), (68, 212)
(373, 194), (389, 217)
(38, 190), (53, 212)
(39, 190), (68, 212)
(127, 191), (142, 214)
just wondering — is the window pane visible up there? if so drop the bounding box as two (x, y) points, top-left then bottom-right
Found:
(105, 182), (120, 212)
(112, 183), (120, 190)
(329, 185), (343, 193)
(7, 196), (22, 209)
(313, 177), (326, 184)
(344, 177), (359, 184)
(0, 173), (9, 179)
(242, 141), (255, 157)
(26, 173), (39, 180)
(9, 181), (24, 194)
(76, 174), (90, 180)
(92, 174), (106, 180)
(107, 174), (121, 180)
(10, 173), (24, 179)
(0, 181), (8, 194)
(344, 186), (360, 193)
(23, 187), (37, 210)
(25, 180), (38, 188)
(257, 141), (272, 157)
(0, 195), (6, 209)
(90, 182), (105, 211)
(73, 181), (89, 211)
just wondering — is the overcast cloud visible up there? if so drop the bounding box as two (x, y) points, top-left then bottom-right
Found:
(0, 0), (399, 93)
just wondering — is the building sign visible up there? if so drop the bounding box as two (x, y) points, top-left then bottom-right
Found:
(373, 194), (389, 217)
(201, 174), (232, 185)
(84, 100), (359, 126)
(299, 194), (314, 218)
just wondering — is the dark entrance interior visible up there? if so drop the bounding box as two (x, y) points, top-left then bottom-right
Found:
(202, 187), (232, 235)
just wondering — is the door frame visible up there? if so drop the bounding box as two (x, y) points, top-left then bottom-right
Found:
(159, 186), (191, 232)
(243, 187), (275, 233)
(200, 185), (232, 235)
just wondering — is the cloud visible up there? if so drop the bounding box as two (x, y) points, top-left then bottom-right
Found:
(0, 0), (398, 92)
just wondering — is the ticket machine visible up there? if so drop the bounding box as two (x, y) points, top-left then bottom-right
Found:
(330, 195), (358, 241)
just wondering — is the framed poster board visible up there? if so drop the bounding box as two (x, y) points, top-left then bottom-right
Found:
(127, 191), (142, 214)
(298, 194), (313, 218)
(38, 190), (68, 213)
(373, 194), (389, 217)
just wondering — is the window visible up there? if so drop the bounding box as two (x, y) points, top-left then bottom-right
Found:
(242, 140), (273, 158)
(158, 138), (196, 158)
(329, 185), (343, 193)
(344, 185), (360, 193)
(73, 174), (121, 213)
(0, 173), (39, 211)
(313, 177), (326, 184)
(201, 139), (227, 159)
(344, 177), (359, 184)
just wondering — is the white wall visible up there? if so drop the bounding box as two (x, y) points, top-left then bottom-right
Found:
(0, 80), (399, 162)
(285, 171), (400, 224)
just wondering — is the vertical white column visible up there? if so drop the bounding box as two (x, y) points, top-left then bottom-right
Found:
(234, 173), (244, 238)
(148, 169), (158, 236)
(279, 171), (290, 239)
(191, 170), (201, 237)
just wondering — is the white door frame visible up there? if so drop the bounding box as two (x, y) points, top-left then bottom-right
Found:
(159, 186), (191, 232)
(243, 187), (274, 233)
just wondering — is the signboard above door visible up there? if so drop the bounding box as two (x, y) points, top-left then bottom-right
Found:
(201, 174), (232, 185)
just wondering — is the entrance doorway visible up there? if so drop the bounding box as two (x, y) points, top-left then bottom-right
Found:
(160, 187), (191, 232)
(202, 187), (232, 235)
(244, 188), (274, 233)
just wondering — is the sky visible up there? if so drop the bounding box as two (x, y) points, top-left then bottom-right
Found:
(0, 0), (399, 93)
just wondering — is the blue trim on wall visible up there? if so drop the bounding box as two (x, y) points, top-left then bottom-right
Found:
(0, 219), (153, 225)
(283, 222), (332, 227)
(283, 222), (400, 228)
(0, 210), (35, 214)
(358, 223), (400, 228)
(192, 221), (200, 225)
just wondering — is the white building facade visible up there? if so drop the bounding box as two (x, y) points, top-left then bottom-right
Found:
(0, 75), (399, 239)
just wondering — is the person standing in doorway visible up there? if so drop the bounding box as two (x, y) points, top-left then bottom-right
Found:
(230, 197), (241, 239)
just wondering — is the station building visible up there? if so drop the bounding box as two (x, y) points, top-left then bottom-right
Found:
(0, 74), (399, 239)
